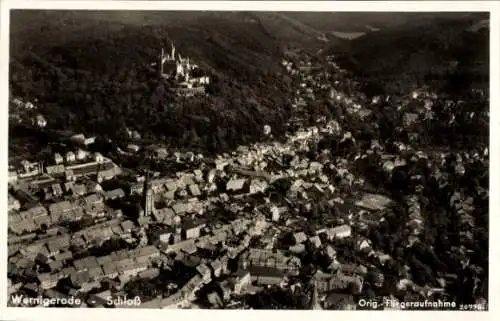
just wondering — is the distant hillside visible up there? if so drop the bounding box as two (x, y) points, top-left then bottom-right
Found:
(281, 12), (482, 33)
(328, 13), (489, 96)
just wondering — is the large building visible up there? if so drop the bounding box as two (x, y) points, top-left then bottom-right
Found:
(157, 43), (210, 96)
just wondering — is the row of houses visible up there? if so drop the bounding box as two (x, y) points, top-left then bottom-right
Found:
(38, 246), (161, 290)
(8, 195), (106, 236)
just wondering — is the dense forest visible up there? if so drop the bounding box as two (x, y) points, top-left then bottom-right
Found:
(330, 14), (489, 97)
(10, 23), (296, 154)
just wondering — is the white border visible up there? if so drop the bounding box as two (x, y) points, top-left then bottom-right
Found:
(0, 2), (498, 321)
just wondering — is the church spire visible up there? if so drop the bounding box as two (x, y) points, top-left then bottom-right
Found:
(142, 169), (154, 218)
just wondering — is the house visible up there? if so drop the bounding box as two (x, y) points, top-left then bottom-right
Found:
(38, 272), (60, 289)
(35, 114), (47, 128)
(102, 263), (119, 279)
(94, 152), (104, 163)
(290, 244), (306, 254)
(309, 236), (322, 248)
(85, 193), (103, 207)
(8, 194), (21, 212)
(340, 264), (368, 277)
(48, 261), (64, 272)
(219, 280), (233, 301)
(153, 207), (176, 225)
(193, 169), (204, 181)
(183, 219), (206, 239)
(135, 245), (161, 261)
(46, 235), (71, 256)
(188, 184), (201, 197)
(293, 232), (308, 244)
(270, 206), (287, 222)
(70, 134), (86, 145)
(8, 171), (18, 184)
(116, 258), (148, 278)
(234, 269), (252, 294)
(164, 239), (196, 254)
(88, 266), (104, 281)
(65, 151), (76, 163)
(127, 144), (140, 153)
(355, 193), (393, 211)
(325, 245), (337, 259)
(104, 188), (125, 200)
(172, 202), (191, 215)
(65, 169), (75, 181)
(139, 268), (160, 280)
(248, 266), (284, 286)
(323, 292), (356, 310)
(356, 238), (372, 251)
(51, 184), (63, 197)
(121, 220), (135, 233)
(328, 225), (352, 240)
(403, 112), (419, 127)
(160, 291), (188, 309)
(76, 149), (87, 160)
(226, 178), (246, 191)
(210, 259), (223, 278)
(72, 184), (87, 196)
(54, 153), (64, 165)
(73, 256), (99, 272)
(154, 147), (169, 159)
(196, 263), (212, 283)
(249, 179), (269, 194)
(53, 251), (73, 263)
(164, 179), (178, 192)
(86, 181), (102, 194)
(63, 182), (74, 193)
(70, 270), (91, 288)
(206, 291), (223, 308)
(315, 270), (362, 293)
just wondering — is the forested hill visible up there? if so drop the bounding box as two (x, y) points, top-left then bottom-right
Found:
(328, 13), (489, 97)
(9, 11), (333, 152)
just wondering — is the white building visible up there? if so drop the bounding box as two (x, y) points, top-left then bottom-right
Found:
(226, 178), (246, 191)
(127, 144), (140, 153)
(54, 153), (63, 165)
(94, 153), (104, 163)
(66, 151), (76, 163)
(76, 149), (88, 160)
(34, 114), (47, 128)
(328, 225), (352, 240)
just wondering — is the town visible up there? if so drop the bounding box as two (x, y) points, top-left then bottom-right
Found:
(8, 37), (489, 310)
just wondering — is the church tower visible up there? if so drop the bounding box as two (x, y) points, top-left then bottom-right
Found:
(142, 170), (155, 218)
(159, 47), (165, 75)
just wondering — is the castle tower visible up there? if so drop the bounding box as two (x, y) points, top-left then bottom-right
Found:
(171, 43), (176, 61)
(142, 171), (155, 217)
(176, 61), (185, 79)
(159, 47), (165, 75)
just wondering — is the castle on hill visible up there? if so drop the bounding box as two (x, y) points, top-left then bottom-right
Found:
(157, 43), (210, 97)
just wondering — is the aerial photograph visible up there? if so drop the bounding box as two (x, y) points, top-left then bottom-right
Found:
(6, 9), (489, 310)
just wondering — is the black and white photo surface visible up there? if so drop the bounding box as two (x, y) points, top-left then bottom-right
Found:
(1, 0), (497, 317)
